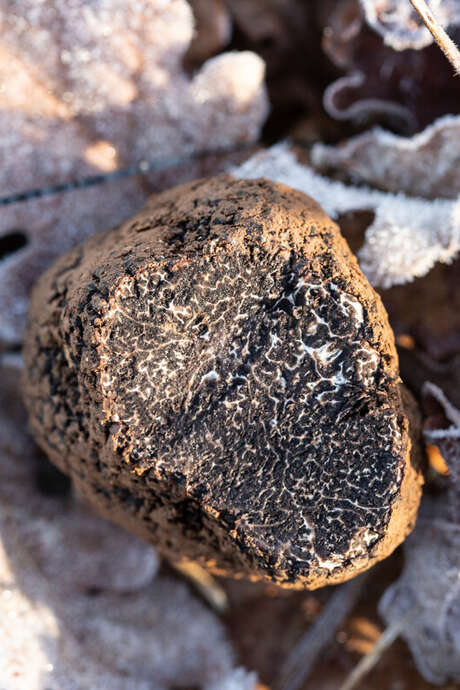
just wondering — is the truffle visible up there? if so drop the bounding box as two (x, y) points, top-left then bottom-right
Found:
(23, 176), (423, 589)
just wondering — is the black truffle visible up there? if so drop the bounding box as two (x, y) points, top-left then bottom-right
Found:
(23, 176), (423, 588)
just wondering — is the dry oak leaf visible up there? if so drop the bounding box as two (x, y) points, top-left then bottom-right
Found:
(423, 381), (460, 517)
(0, 355), (255, 690)
(380, 383), (460, 685)
(312, 114), (460, 199)
(234, 144), (460, 287)
(0, 0), (268, 344)
(322, 0), (460, 131)
(360, 0), (460, 50)
(379, 501), (460, 685)
(0, 0), (267, 167)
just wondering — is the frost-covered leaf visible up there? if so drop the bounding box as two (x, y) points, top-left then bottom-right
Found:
(360, 0), (460, 51)
(322, 0), (460, 130)
(0, 0), (267, 344)
(312, 114), (460, 199)
(0, 355), (255, 690)
(379, 384), (460, 685)
(205, 668), (259, 690)
(0, 0), (267, 171)
(423, 381), (460, 518)
(379, 499), (460, 685)
(234, 144), (460, 287)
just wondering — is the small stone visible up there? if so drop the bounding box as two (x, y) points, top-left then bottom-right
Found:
(23, 176), (423, 589)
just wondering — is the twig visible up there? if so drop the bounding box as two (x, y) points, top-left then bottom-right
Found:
(0, 144), (252, 207)
(338, 608), (419, 690)
(410, 0), (460, 75)
(276, 573), (368, 690)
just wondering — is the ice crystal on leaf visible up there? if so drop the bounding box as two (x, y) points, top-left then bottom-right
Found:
(380, 383), (460, 685)
(312, 114), (460, 199)
(234, 144), (460, 288)
(360, 0), (460, 51)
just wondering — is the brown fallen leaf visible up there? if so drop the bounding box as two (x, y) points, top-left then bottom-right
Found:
(322, 0), (460, 131)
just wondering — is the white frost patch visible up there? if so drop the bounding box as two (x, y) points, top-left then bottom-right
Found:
(201, 370), (219, 384)
(339, 293), (364, 327)
(303, 342), (342, 366)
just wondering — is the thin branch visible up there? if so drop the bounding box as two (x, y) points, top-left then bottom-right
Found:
(410, 0), (460, 75)
(276, 573), (368, 690)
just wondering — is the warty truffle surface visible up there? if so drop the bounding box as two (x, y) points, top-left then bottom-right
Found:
(23, 175), (423, 588)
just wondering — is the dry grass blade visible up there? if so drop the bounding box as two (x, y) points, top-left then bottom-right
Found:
(276, 573), (368, 690)
(338, 608), (419, 690)
(172, 558), (229, 613)
(410, 0), (460, 74)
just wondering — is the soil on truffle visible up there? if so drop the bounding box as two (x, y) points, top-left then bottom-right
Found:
(23, 175), (423, 589)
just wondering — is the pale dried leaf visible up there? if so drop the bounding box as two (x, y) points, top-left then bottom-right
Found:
(379, 499), (460, 684)
(360, 0), (460, 50)
(379, 385), (460, 685)
(205, 668), (259, 690)
(312, 114), (460, 199)
(322, 1), (460, 130)
(234, 144), (460, 287)
(0, 0), (267, 344)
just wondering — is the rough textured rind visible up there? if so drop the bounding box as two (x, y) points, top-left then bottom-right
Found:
(23, 176), (423, 589)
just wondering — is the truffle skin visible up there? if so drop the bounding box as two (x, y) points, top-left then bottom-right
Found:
(23, 176), (423, 589)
